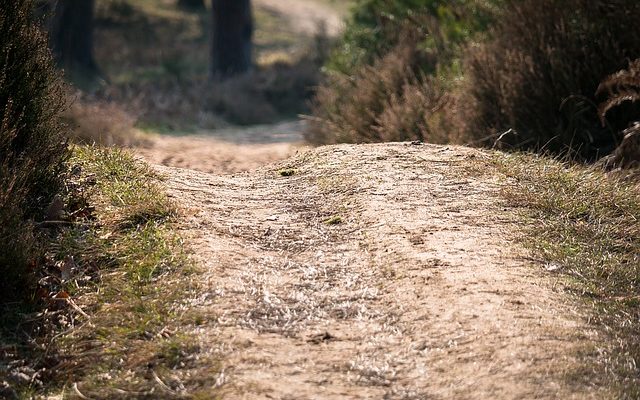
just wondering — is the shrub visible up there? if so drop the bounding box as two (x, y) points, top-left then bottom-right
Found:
(464, 0), (640, 160)
(61, 95), (149, 147)
(327, 0), (498, 75)
(310, 0), (496, 145)
(307, 42), (450, 144)
(0, 0), (69, 299)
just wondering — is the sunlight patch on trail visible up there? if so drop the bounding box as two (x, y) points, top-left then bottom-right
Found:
(135, 120), (308, 174)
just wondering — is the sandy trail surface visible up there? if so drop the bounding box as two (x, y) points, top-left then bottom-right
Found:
(254, 0), (345, 36)
(151, 143), (607, 399)
(136, 121), (307, 174)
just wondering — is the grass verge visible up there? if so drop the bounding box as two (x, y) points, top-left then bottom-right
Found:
(495, 153), (640, 398)
(1, 146), (209, 399)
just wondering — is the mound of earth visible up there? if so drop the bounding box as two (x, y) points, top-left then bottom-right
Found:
(156, 143), (606, 399)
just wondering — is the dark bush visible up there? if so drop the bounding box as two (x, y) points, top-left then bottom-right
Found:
(597, 59), (640, 169)
(0, 0), (69, 299)
(464, 0), (640, 159)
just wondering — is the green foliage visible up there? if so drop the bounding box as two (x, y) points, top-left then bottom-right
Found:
(72, 146), (173, 228)
(464, 0), (640, 160)
(0, 0), (69, 299)
(326, 0), (498, 75)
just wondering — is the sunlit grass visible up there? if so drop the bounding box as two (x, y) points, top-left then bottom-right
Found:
(46, 146), (206, 397)
(495, 152), (640, 398)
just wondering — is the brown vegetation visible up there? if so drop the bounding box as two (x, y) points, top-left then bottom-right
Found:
(496, 152), (640, 397)
(307, 42), (451, 144)
(312, 0), (640, 165)
(61, 94), (149, 147)
(463, 0), (640, 160)
(597, 59), (640, 169)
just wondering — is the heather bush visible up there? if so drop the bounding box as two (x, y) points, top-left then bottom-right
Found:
(309, 0), (496, 144)
(0, 0), (69, 299)
(307, 42), (450, 144)
(464, 0), (640, 159)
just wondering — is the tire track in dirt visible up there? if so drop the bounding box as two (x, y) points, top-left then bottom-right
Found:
(157, 143), (609, 399)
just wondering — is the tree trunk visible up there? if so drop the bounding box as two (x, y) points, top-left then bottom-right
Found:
(177, 0), (205, 10)
(210, 0), (253, 79)
(50, 0), (101, 86)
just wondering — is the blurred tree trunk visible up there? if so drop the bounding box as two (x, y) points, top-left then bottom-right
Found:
(210, 0), (253, 79)
(178, 0), (205, 10)
(50, 0), (101, 87)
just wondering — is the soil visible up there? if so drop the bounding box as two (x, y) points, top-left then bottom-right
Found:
(142, 142), (609, 399)
(135, 120), (307, 175)
(254, 0), (345, 36)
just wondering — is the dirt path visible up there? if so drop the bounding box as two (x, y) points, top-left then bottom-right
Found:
(156, 143), (607, 399)
(136, 121), (307, 174)
(254, 0), (345, 36)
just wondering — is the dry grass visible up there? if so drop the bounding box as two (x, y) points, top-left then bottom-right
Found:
(97, 53), (323, 131)
(597, 58), (640, 126)
(495, 152), (640, 398)
(62, 95), (150, 147)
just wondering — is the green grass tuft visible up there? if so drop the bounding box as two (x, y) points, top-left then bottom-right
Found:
(58, 146), (197, 395)
(324, 215), (343, 225)
(1, 145), (205, 397)
(278, 168), (298, 177)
